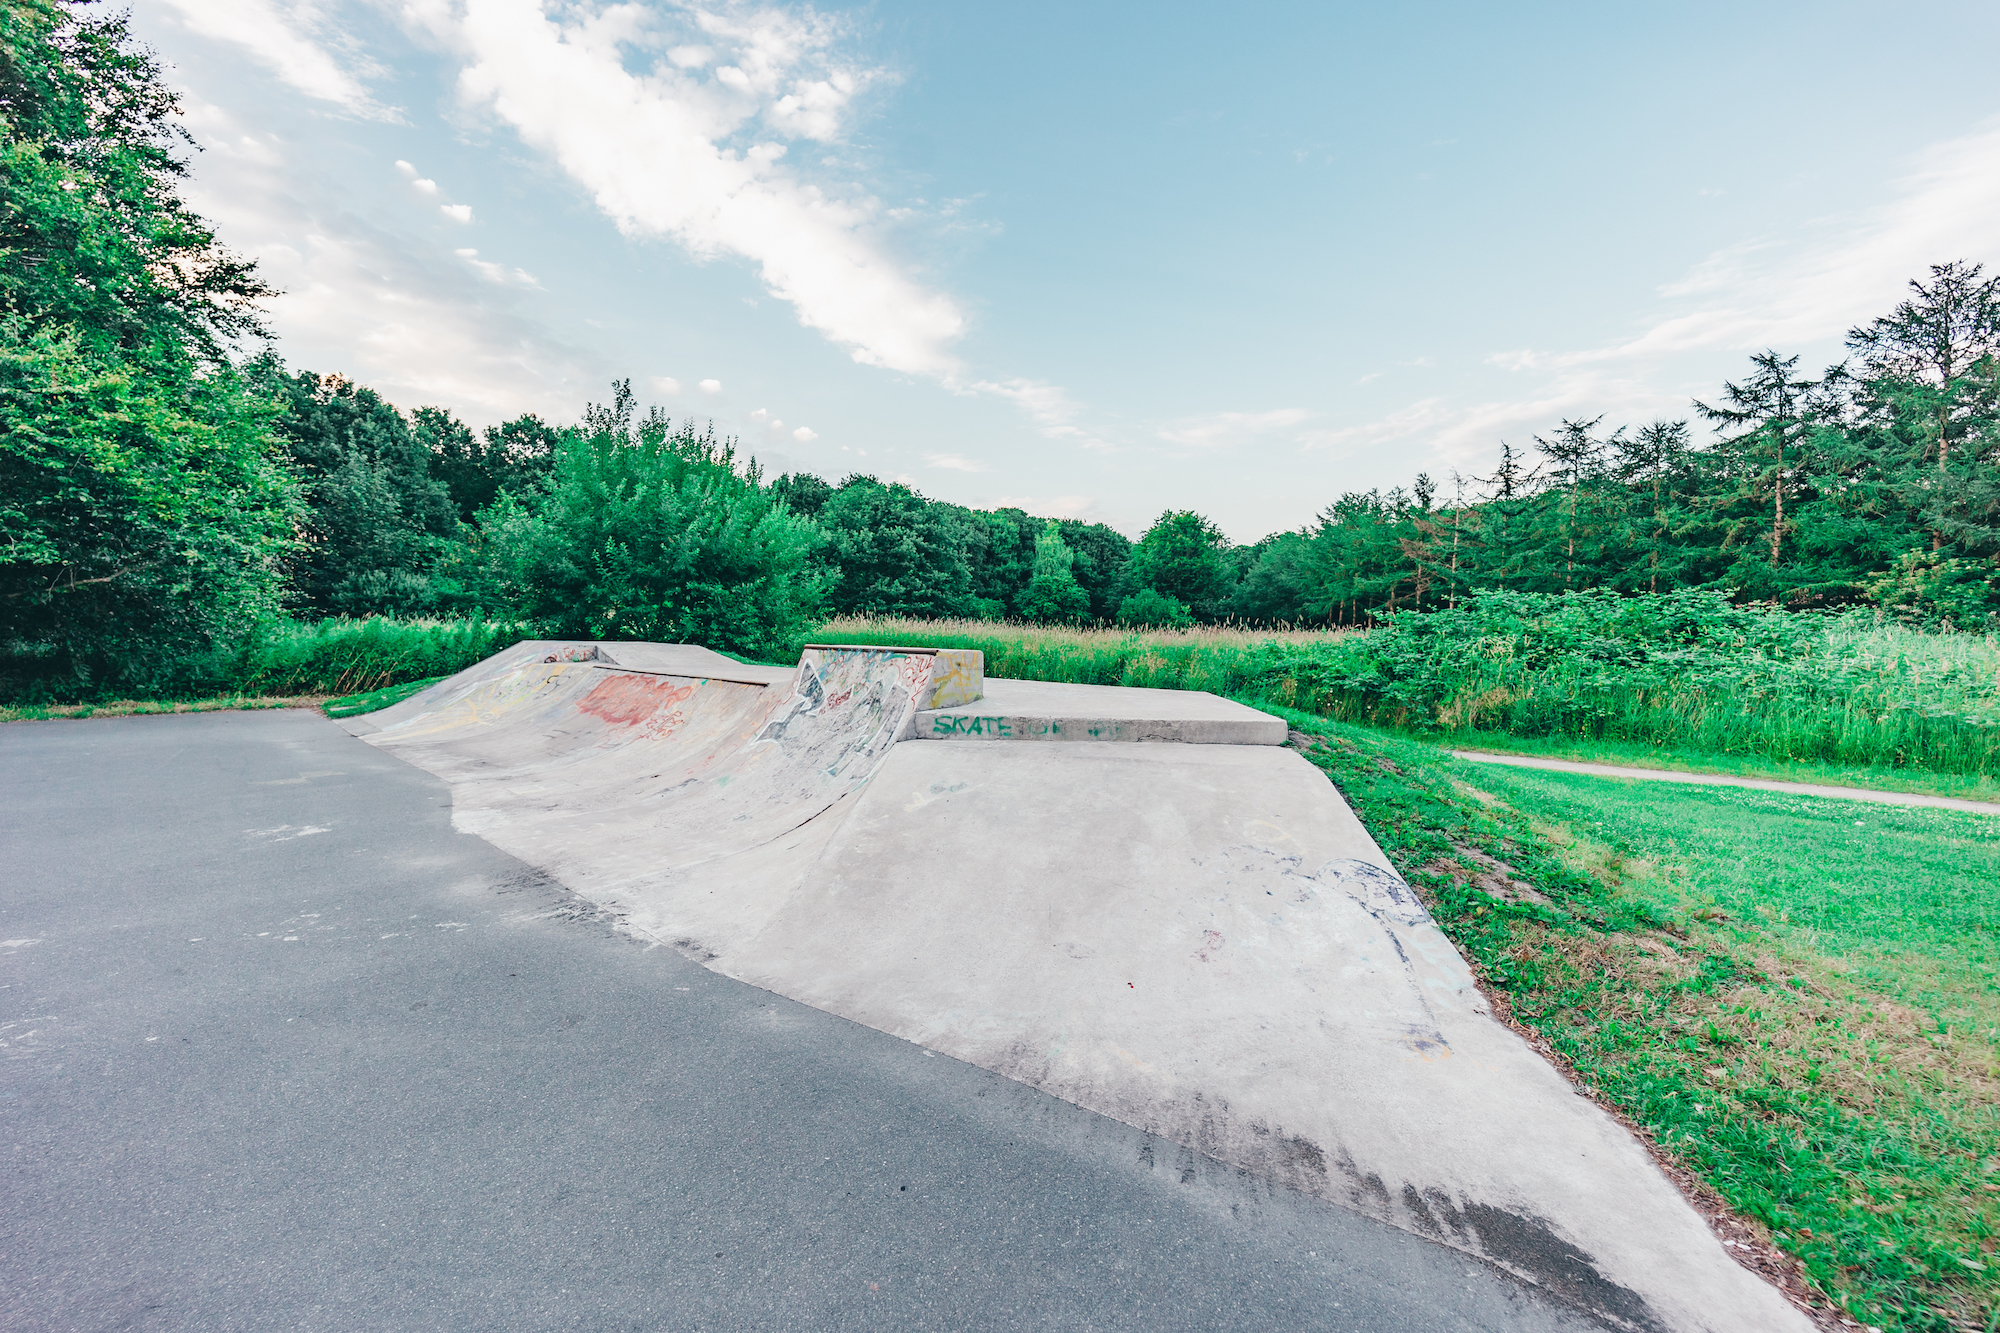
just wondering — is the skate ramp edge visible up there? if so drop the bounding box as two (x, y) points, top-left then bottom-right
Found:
(351, 638), (1811, 1333)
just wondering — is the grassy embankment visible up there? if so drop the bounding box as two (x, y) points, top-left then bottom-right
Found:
(1280, 714), (1998, 1332)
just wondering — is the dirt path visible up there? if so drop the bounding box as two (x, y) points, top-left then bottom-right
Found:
(1451, 751), (2000, 817)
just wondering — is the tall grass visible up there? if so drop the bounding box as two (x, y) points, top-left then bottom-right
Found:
(813, 616), (1331, 693)
(825, 591), (2000, 776)
(232, 616), (525, 696)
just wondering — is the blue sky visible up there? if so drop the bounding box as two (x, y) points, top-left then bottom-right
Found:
(135, 0), (2000, 539)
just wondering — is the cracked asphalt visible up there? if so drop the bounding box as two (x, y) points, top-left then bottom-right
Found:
(2, 708), (1605, 1331)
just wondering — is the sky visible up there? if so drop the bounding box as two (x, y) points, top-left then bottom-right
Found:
(132, 0), (2000, 540)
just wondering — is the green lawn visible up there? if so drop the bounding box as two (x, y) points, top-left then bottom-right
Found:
(1457, 764), (2000, 1035)
(1446, 729), (2000, 806)
(1268, 706), (2000, 1332)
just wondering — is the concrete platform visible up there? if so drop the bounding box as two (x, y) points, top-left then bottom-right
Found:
(342, 639), (1814, 1333)
(916, 677), (1287, 744)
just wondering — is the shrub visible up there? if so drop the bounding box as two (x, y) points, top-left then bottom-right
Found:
(478, 392), (830, 662)
(1116, 588), (1195, 628)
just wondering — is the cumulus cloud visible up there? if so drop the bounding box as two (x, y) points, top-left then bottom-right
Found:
(792, 426), (817, 442)
(420, 0), (965, 378)
(154, 0), (397, 119)
(440, 203), (474, 223)
(700, 378), (724, 393)
(650, 376), (683, 394)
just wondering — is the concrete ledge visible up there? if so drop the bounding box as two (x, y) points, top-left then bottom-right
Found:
(914, 678), (1285, 745)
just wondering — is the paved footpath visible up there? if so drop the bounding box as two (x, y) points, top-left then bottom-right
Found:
(1454, 750), (2000, 816)
(2, 710), (1603, 1333)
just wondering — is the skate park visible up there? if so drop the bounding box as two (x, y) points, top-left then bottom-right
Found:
(307, 637), (1812, 1333)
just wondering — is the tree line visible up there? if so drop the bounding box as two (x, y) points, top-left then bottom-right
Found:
(3, 4), (1995, 699)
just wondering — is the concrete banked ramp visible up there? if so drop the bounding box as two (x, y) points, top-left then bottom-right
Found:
(345, 641), (1808, 1333)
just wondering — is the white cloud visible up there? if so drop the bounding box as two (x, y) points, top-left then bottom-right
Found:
(650, 376), (682, 394)
(1544, 118), (2000, 369)
(924, 453), (989, 472)
(792, 426), (817, 442)
(454, 248), (536, 285)
(1157, 408), (1310, 450)
(154, 0), (396, 120)
(1325, 117), (2000, 481)
(965, 376), (1112, 449)
(428, 0), (964, 378)
(440, 203), (474, 223)
(173, 98), (598, 426)
(413, 178), (441, 195)
(700, 378), (723, 393)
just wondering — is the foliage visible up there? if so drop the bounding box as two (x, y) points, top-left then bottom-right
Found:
(817, 474), (974, 618)
(246, 356), (460, 616)
(1282, 715), (2000, 1330)
(825, 594), (2000, 778)
(1241, 589), (2000, 775)
(0, 0), (270, 361)
(233, 615), (520, 696)
(1014, 521), (1090, 624)
(1128, 509), (1232, 617)
(477, 384), (829, 660)
(0, 3), (300, 701)
(423, 405), (560, 525)
(1115, 587), (1193, 628)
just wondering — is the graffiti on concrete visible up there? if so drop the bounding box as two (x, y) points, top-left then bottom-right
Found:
(925, 649), (984, 709)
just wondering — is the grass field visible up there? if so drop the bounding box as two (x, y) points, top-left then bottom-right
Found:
(1271, 707), (2000, 1332)
(1445, 731), (2000, 805)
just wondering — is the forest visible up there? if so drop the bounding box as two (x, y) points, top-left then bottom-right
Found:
(4, 3), (1998, 702)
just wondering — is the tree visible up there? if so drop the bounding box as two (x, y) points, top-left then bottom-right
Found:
(248, 359), (457, 615)
(769, 471), (834, 519)
(1610, 420), (1693, 594)
(1129, 510), (1232, 619)
(1846, 260), (2000, 472)
(426, 407), (558, 524)
(1532, 417), (1613, 586)
(480, 387), (827, 658)
(1051, 519), (1132, 619)
(1, 2), (298, 697)
(1014, 522), (1091, 624)
(0, 0), (271, 361)
(1695, 351), (1822, 579)
(816, 476), (974, 618)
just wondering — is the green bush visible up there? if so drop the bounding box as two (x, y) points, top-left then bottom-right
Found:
(478, 393), (830, 661)
(1115, 588), (1194, 628)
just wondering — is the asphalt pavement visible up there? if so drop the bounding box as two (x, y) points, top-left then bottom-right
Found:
(2, 709), (1606, 1332)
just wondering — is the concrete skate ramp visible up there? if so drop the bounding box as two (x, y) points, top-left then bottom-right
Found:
(348, 641), (1808, 1333)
